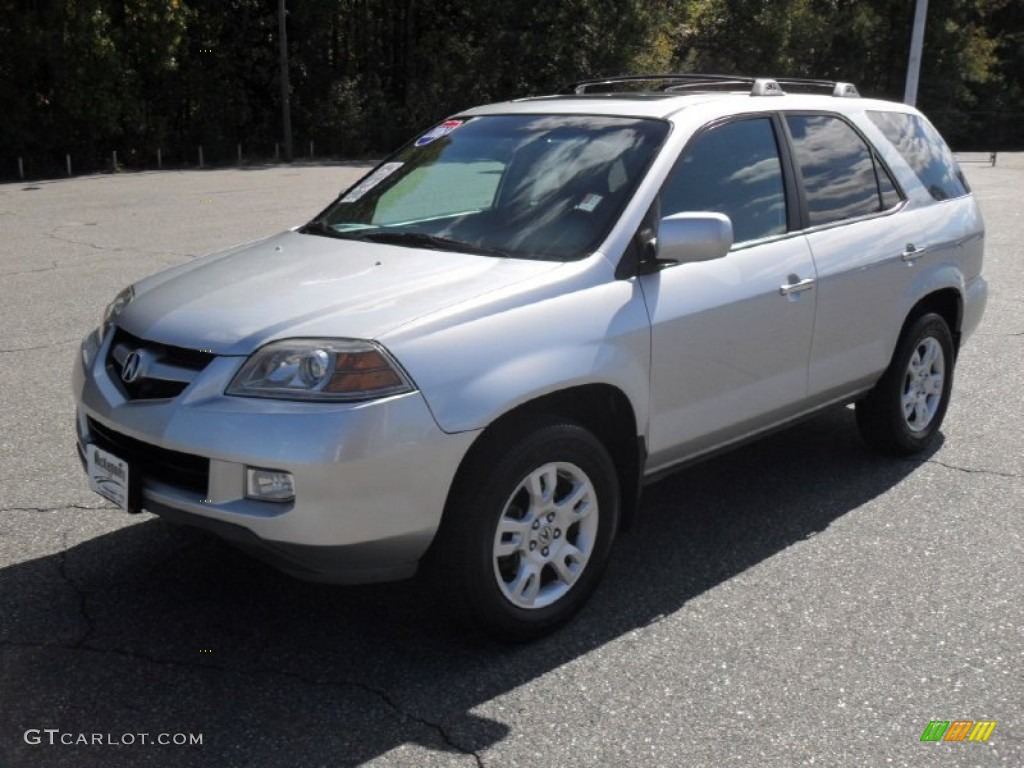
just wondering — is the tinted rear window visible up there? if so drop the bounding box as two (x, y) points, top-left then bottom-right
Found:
(867, 111), (969, 201)
(786, 114), (883, 227)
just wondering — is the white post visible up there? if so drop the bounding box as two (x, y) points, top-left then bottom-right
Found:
(199, 146), (204, 168)
(66, 154), (72, 176)
(113, 150), (118, 170)
(904, 0), (929, 105)
(157, 148), (162, 169)
(18, 157), (24, 179)
(278, 0), (293, 161)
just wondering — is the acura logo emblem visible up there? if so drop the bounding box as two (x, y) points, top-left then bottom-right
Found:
(121, 351), (144, 384)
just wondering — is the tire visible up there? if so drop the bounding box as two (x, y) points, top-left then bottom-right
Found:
(856, 312), (955, 454)
(431, 420), (620, 642)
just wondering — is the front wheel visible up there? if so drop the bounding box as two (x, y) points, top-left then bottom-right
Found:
(432, 421), (620, 642)
(856, 312), (955, 454)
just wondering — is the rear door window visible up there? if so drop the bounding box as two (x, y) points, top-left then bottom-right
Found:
(866, 110), (969, 201)
(786, 114), (893, 227)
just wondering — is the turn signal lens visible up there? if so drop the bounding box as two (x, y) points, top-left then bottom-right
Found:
(324, 350), (403, 393)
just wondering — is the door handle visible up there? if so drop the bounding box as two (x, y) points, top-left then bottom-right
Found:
(779, 277), (815, 296)
(901, 243), (927, 262)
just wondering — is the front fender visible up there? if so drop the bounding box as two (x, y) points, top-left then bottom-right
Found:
(384, 269), (652, 436)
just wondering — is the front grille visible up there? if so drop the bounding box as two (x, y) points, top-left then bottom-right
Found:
(106, 328), (216, 401)
(88, 417), (209, 495)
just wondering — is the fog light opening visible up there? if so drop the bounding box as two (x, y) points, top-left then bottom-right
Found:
(246, 467), (295, 502)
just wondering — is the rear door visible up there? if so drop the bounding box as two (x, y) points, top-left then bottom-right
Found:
(783, 113), (919, 400)
(641, 115), (818, 469)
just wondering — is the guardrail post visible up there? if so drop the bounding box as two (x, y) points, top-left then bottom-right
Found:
(18, 157), (24, 179)
(199, 146), (204, 168)
(237, 143), (242, 165)
(309, 140), (314, 158)
(67, 154), (72, 176)
(112, 150), (118, 171)
(157, 148), (162, 169)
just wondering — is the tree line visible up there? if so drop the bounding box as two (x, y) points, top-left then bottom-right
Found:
(1, 0), (1021, 179)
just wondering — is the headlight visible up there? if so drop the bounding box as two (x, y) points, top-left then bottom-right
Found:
(226, 339), (415, 401)
(99, 285), (134, 341)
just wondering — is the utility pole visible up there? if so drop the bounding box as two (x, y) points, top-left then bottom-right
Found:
(278, 0), (293, 161)
(904, 0), (929, 105)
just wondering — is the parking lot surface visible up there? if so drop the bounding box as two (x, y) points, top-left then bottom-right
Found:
(0, 157), (1021, 767)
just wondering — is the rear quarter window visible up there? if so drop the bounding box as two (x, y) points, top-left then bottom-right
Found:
(866, 111), (969, 202)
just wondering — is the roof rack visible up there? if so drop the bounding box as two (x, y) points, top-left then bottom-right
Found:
(562, 74), (860, 99)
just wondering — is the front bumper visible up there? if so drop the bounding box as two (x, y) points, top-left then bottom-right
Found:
(73, 330), (478, 583)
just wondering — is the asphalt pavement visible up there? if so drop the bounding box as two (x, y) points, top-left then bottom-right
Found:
(0, 157), (1021, 767)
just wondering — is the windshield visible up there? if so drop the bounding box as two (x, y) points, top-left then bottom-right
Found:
(307, 114), (669, 260)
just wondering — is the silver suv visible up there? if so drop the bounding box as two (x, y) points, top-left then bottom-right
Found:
(74, 75), (987, 639)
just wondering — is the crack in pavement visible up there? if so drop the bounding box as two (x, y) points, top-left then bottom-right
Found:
(0, 502), (110, 513)
(53, 534), (207, 650)
(43, 229), (188, 260)
(44, 230), (110, 252)
(6, 523), (485, 763)
(923, 459), (1020, 479)
(343, 677), (486, 767)
(0, 337), (80, 354)
(0, 260), (60, 277)
(58, 528), (95, 648)
(0, 636), (486, 765)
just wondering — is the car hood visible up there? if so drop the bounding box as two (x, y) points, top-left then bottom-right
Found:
(118, 230), (563, 355)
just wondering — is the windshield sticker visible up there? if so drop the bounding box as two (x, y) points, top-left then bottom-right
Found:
(340, 162), (404, 203)
(575, 193), (603, 213)
(414, 119), (464, 147)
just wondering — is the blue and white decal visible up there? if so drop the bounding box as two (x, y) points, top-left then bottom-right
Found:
(414, 119), (464, 147)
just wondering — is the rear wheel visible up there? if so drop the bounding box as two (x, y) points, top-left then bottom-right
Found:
(856, 312), (955, 454)
(433, 421), (620, 642)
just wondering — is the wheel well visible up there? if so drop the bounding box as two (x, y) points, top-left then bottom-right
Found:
(907, 289), (963, 353)
(450, 385), (643, 530)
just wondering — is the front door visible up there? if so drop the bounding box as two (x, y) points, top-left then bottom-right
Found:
(641, 116), (817, 469)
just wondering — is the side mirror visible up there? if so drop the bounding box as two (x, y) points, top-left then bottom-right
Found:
(637, 212), (733, 274)
(657, 212), (733, 265)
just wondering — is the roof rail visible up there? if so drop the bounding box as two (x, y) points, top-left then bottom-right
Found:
(562, 74), (754, 95)
(769, 78), (861, 98)
(562, 74), (861, 98)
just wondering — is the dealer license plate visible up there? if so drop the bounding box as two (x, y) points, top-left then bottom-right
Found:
(86, 444), (131, 511)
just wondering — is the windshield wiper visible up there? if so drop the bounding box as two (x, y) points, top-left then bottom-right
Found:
(356, 231), (508, 258)
(300, 219), (352, 239)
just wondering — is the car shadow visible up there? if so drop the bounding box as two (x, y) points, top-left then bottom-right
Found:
(0, 405), (940, 767)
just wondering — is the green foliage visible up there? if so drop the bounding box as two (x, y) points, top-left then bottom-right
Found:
(0, 0), (1021, 177)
